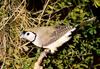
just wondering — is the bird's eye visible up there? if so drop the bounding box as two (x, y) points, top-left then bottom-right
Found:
(27, 33), (30, 35)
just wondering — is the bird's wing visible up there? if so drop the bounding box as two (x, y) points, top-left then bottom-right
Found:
(36, 26), (74, 46)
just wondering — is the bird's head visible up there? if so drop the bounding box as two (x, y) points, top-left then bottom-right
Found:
(20, 31), (36, 42)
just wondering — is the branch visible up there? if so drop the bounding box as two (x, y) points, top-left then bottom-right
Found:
(34, 49), (50, 69)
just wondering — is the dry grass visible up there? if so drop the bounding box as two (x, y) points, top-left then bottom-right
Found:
(0, 0), (58, 68)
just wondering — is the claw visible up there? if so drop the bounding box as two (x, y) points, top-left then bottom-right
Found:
(50, 48), (57, 54)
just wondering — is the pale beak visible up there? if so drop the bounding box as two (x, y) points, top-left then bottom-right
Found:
(20, 32), (24, 39)
(20, 31), (26, 39)
(20, 35), (23, 39)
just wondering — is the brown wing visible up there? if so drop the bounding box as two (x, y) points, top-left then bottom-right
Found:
(38, 25), (73, 46)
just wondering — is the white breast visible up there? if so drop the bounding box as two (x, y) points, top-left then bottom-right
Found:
(32, 35), (42, 47)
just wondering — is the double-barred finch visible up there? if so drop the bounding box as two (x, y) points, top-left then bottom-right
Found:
(20, 25), (76, 53)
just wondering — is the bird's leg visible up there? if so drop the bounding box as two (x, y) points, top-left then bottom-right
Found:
(50, 47), (57, 54)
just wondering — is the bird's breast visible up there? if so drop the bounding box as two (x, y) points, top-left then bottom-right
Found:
(32, 36), (43, 47)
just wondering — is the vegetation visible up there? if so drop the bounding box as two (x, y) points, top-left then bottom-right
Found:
(0, 0), (100, 69)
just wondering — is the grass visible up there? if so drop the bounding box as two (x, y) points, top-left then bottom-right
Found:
(0, 0), (100, 69)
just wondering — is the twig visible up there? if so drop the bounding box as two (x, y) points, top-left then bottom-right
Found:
(38, 0), (50, 25)
(31, 10), (42, 15)
(34, 49), (50, 69)
(85, 17), (96, 22)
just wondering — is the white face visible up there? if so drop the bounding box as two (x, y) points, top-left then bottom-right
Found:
(20, 31), (36, 42)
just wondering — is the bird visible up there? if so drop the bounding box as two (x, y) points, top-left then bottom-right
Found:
(20, 25), (76, 53)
